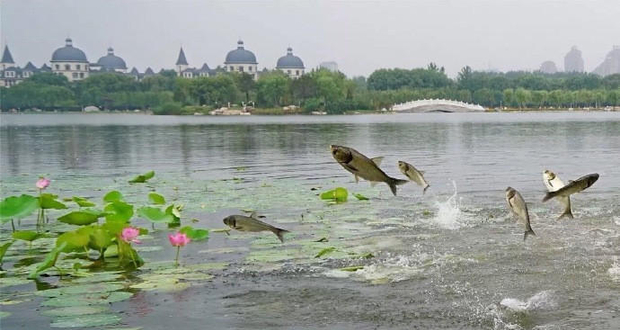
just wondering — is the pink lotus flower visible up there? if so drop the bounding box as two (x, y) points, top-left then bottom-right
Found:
(168, 232), (190, 247)
(121, 227), (141, 244)
(36, 177), (50, 190)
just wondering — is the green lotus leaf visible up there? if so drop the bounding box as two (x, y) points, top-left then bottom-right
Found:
(137, 207), (173, 223)
(41, 291), (133, 307)
(103, 191), (123, 203)
(0, 241), (14, 265)
(353, 193), (369, 201)
(88, 227), (113, 252)
(50, 313), (122, 328)
(36, 282), (126, 298)
(128, 170), (155, 183)
(0, 194), (39, 222)
(41, 306), (110, 317)
(57, 210), (102, 226)
(148, 192), (166, 205)
(72, 197), (96, 208)
(315, 247), (337, 258)
(28, 242), (67, 279)
(12, 230), (44, 242)
(104, 201), (133, 223)
(179, 226), (209, 241)
(40, 193), (68, 210)
(320, 187), (348, 202)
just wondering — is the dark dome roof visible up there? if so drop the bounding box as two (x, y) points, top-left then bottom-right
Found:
(96, 47), (127, 70)
(52, 38), (88, 62)
(276, 47), (304, 69)
(224, 40), (257, 64)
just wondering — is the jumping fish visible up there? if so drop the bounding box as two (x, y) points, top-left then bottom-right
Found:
(330, 145), (407, 196)
(542, 173), (599, 203)
(505, 187), (536, 241)
(542, 170), (573, 219)
(398, 161), (430, 194)
(223, 212), (289, 243)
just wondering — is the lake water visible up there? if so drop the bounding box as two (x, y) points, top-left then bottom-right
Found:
(1, 112), (620, 329)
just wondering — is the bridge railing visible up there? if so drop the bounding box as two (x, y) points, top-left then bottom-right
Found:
(391, 99), (485, 112)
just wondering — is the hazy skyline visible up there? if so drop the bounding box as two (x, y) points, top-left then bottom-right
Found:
(2, 0), (619, 77)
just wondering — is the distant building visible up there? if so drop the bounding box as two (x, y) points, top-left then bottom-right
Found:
(276, 47), (305, 79)
(51, 38), (89, 81)
(92, 47), (127, 73)
(539, 60), (558, 74)
(592, 45), (620, 77)
(0, 45), (49, 87)
(564, 46), (584, 73)
(173, 47), (215, 78)
(319, 61), (338, 72)
(224, 40), (258, 79)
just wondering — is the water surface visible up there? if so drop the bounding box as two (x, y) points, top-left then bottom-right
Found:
(1, 112), (619, 329)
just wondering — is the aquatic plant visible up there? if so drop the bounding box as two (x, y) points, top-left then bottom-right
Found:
(168, 232), (191, 266)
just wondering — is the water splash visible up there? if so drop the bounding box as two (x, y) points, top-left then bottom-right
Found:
(430, 180), (465, 230)
(500, 290), (557, 312)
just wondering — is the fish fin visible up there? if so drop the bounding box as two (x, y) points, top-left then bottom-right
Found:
(542, 191), (555, 202)
(370, 157), (384, 167)
(250, 211), (258, 219)
(370, 181), (379, 187)
(273, 228), (290, 243)
(523, 228), (536, 242)
(423, 184), (430, 195)
(354, 174), (359, 183)
(388, 178), (409, 196)
(419, 170), (425, 175)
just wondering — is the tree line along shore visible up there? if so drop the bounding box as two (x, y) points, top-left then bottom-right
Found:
(2, 65), (620, 115)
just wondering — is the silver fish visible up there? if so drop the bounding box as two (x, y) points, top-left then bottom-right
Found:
(542, 170), (573, 219)
(542, 173), (599, 203)
(505, 187), (536, 241)
(330, 145), (408, 196)
(398, 161), (430, 194)
(223, 212), (289, 243)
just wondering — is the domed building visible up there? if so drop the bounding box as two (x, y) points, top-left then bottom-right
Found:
(96, 47), (127, 73)
(276, 47), (304, 79)
(51, 38), (89, 81)
(224, 40), (258, 79)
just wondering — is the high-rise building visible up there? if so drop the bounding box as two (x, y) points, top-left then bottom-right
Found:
(564, 46), (584, 72)
(593, 45), (620, 77)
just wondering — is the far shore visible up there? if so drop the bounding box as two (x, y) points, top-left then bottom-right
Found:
(1, 107), (619, 116)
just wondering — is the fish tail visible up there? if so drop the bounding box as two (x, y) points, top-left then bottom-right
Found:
(542, 191), (555, 202)
(388, 178), (409, 196)
(523, 228), (536, 242)
(423, 184), (430, 195)
(272, 228), (290, 243)
(557, 206), (574, 220)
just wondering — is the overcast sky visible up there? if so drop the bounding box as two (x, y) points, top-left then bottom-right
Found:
(2, 0), (619, 77)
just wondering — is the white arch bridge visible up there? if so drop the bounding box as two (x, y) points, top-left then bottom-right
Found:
(391, 99), (486, 113)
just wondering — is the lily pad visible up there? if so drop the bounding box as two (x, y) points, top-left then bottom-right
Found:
(128, 171), (155, 183)
(0, 276), (31, 288)
(41, 291), (133, 307)
(320, 187), (348, 202)
(0, 241), (14, 264)
(58, 210), (102, 226)
(104, 201), (133, 223)
(148, 192), (166, 205)
(103, 191), (123, 203)
(137, 207), (173, 223)
(353, 193), (369, 201)
(50, 313), (121, 328)
(315, 247), (337, 258)
(179, 226), (209, 241)
(340, 265), (365, 272)
(35, 282), (126, 298)
(72, 197), (96, 207)
(28, 242), (67, 279)
(12, 230), (44, 242)
(41, 306), (110, 317)
(40, 193), (68, 210)
(0, 194), (39, 223)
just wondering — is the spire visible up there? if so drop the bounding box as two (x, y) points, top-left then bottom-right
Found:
(65, 38), (73, 47)
(176, 47), (188, 65)
(107, 47), (114, 55)
(1, 45), (15, 64)
(237, 40), (244, 49)
(287, 47), (293, 55)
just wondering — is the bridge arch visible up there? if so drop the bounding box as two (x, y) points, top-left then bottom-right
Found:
(391, 99), (486, 113)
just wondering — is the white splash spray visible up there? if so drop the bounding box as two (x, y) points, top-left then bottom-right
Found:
(431, 180), (465, 230)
